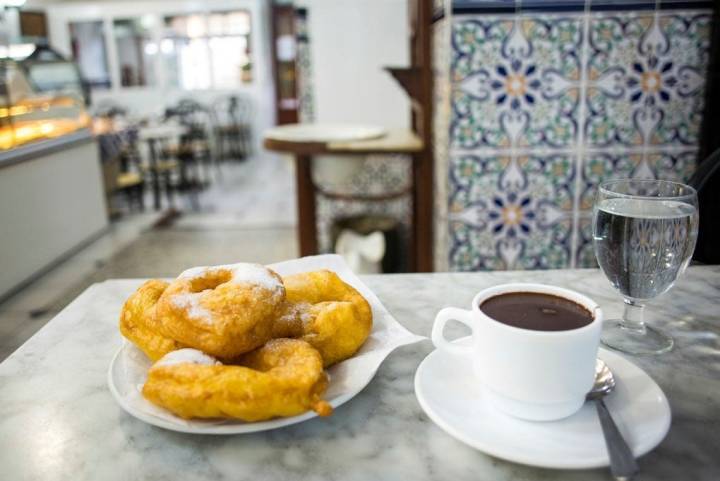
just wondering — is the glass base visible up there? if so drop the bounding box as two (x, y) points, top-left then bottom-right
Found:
(601, 319), (674, 355)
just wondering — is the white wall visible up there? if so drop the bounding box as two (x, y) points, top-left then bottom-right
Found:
(0, 141), (108, 298)
(296, 0), (410, 128)
(42, 0), (275, 151)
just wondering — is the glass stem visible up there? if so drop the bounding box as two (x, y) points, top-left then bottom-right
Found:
(621, 299), (646, 334)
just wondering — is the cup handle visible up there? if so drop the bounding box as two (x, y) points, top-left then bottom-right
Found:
(431, 307), (476, 356)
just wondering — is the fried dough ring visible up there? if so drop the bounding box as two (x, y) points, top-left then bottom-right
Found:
(153, 263), (286, 359)
(119, 279), (185, 361)
(142, 339), (333, 421)
(272, 270), (373, 367)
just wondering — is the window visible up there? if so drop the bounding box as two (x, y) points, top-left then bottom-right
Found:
(162, 14), (211, 89)
(207, 11), (252, 87)
(67, 10), (252, 91)
(162, 10), (252, 90)
(112, 18), (156, 87)
(69, 21), (110, 89)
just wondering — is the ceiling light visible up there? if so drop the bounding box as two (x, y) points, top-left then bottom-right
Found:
(1, 0), (27, 8)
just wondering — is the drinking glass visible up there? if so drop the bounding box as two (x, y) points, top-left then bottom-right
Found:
(592, 179), (699, 355)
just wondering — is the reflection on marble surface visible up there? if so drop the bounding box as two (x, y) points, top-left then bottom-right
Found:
(0, 267), (718, 480)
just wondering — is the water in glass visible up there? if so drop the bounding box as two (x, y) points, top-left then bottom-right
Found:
(594, 197), (698, 301)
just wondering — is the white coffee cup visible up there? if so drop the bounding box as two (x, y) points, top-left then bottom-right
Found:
(432, 283), (602, 421)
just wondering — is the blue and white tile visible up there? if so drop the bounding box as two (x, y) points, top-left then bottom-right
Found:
(585, 11), (711, 148)
(450, 15), (583, 150)
(448, 152), (575, 271)
(573, 149), (697, 267)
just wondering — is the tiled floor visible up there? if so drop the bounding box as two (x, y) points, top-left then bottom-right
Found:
(0, 155), (298, 361)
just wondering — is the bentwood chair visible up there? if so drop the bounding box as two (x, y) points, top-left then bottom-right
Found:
(689, 148), (720, 264)
(212, 95), (253, 162)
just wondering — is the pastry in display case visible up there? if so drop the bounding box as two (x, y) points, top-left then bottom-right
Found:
(0, 44), (90, 151)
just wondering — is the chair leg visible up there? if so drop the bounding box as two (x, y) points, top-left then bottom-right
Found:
(137, 184), (145, 211)
(214, 154), (223, 182)
(164, 171), (174, 208)
(218, 135), (227, 162)
(202, 151), (213, 187)
(242, 128), (252, 159)
(123, 189), (134, 212)
(191, 183), (200, 211)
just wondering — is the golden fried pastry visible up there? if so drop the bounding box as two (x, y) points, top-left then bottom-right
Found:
(119, 279), (185, 361)
(152, 263), (286, 359)
(142, 339), (333, 421)
(272, 270), (373, 367)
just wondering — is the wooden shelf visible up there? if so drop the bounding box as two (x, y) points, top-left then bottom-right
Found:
(384, 67), (423, 106)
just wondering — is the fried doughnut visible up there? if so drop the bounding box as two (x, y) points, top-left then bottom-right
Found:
(119, 279), (185, 361)
(142, 339), (333, 421)
(272, 270), (373, 367)
(153, 263), (286, 359)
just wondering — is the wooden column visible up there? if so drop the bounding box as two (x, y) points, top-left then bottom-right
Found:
(409, 0), (434, 272)
(294, 155), (318, 256)
(270, 5), (300, 125)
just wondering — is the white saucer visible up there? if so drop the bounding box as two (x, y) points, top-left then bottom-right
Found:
(414, 338), (671, 469)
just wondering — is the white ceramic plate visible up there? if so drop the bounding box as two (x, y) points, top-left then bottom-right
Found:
(264, 124), (386, 143)
(108, 254), (425, 434)
(414, 339), (671, 469)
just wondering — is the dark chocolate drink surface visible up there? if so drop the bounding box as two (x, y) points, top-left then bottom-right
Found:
(479, 292), (593, 331)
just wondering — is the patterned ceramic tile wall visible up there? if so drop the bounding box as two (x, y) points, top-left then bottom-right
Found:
(314, 155), (413, 256)
(433, 18), (452, 272)
(445, 9), (711, 271)
(295, 9), (315, 123)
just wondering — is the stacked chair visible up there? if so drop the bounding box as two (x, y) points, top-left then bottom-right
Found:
(95, 102), (145, 217)
(161, 99), (218, 210)
(212, 95), (253, 162)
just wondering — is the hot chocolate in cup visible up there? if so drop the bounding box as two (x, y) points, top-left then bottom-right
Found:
(431, 283), (602, 421)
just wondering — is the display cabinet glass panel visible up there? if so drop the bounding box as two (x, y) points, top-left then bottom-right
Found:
(0, 57), (90, 151)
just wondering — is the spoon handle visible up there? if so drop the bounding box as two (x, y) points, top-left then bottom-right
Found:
(595, 399), (639, 479)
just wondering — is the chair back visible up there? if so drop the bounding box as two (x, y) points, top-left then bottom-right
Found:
(690, 148), (720, 264)
(212, 95), (252, 127)
(165, 99), (213, 144)
(688, 148), (720, 192)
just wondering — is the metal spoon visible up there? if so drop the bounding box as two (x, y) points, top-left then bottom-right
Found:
(587, 359), (639, 480)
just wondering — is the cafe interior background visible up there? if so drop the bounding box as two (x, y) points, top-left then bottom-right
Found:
(0, 0), (718, 362)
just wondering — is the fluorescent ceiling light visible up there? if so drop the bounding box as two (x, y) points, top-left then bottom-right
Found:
(0, 43), (35, 60)
(1, 0), (27, 8)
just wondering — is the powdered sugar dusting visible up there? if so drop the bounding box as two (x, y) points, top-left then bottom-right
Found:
(172, 293), (212, 324)
(279, 302), (313, 326)
(179, 263), (282, 292)
(155, 348), (220, 367)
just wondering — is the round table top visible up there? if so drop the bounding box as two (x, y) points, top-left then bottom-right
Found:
(264, 123), (386, 143)
(263, 125), (423, 156)
(137, 124), (187, 141)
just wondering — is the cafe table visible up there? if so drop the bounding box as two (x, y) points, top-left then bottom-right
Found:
(263, 124), (432, 271)
(137, 123), (187, 211)
(1, 267), (718, 480)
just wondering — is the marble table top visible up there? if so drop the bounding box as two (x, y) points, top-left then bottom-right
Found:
(1, 267), (719, 481)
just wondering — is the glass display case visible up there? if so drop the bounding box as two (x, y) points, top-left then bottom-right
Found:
(0, 45), (90, 151)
